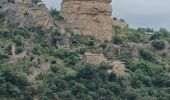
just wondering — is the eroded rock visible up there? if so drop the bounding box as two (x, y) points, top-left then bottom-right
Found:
(61, 0), (113, 41)
(1, 0), (53, 29)
(108, 61), (129, 76)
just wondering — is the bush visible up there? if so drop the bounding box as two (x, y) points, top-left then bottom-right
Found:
(0, 12), (5, 23)
(127, 33), (142, 43)
(31, 0), (42, 4)
(150, 28), (169, 40)
(151, 40), (165, 50)
(139, 49), (154, 61)
(112, 36), (123, 45)
(50, 8), (64, 20)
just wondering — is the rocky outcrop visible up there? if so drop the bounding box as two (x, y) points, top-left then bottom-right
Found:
(61, 0), (113, 41)
(108, 61), (129, 76)
(0, 0), (53, 29)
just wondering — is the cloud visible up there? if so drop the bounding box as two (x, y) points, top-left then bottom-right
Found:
(42, 0), (170, 30)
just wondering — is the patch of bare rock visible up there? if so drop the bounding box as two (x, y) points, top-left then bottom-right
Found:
(61, 0), (113, 41)
(0, 0), (53, 29)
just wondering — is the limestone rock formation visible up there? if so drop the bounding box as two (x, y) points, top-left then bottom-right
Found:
(61, 0), (113, 41)
(0, 0), (53, 29)
(107, 61), (129, 76)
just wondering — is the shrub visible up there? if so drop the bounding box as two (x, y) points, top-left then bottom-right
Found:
(127, 33), (142, 43)
(0, 12), (5, 23)
(139, 49), (154, 61)
(50, 8), (64, 20)
(150, 28), (169, 40)
(151, 40), (165, 50)
(31, 0), (42, 4)
(112, 36), (123, 45)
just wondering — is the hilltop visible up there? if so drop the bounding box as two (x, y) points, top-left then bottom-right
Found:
(0, 0), (170, 100)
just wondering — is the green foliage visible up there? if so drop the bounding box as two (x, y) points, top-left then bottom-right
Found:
(112, 35), (123, 45)
(32, 0), (42, 4)
(139, 49), (154, 61)
(119, 18), (125, 22)
(0, 10), (169, 100)
(127, 33), (143, 43)
(50, 8), (64, 20)
(0, 11), (5, 24)
(70, 34), (96, 47)
(151, 40), (165, 50)
(150, 28), (170, 40)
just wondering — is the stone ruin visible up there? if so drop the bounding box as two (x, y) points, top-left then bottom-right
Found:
(9, 44), (27, 64)
(61, 0), (113, 41)
(81, 52), (107, 64)
(81, 52), (129, 76)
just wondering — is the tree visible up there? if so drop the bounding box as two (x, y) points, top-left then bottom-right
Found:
(151, 40), (165, 50)
(32, 0), (42, 4)
(139, 49), (154, 61)
(119, 18), (125, 22)
(113, 17), (117, 21)
(112, 35), (123, 45)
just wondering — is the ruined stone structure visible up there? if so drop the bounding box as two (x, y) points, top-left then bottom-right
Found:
(9, 44), (27, 64)
(61, 0), (113, 41)
(0, 0), (53, 29)
(82, 52), (107, 64)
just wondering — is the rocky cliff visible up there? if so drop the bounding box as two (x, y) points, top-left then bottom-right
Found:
(0, 0), (53, 29)
(61, 0), (113, 41)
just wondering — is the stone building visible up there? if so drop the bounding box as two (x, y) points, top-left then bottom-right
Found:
(82, 52), (107, 64)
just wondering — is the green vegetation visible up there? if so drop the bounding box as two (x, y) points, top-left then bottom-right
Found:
(150, 28), (170, 40)
(139, 49), (154, 61)
(31, 0), (42, 4)
(151, 40), (166, 50)
(0, 8), (170, 100)
(50, 8), (64, 20)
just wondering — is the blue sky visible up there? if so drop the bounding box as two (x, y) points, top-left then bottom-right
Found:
(42, 0), (170, 31)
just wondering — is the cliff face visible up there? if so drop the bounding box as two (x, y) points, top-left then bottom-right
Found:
(0, 0), (53, 29)
(61, 0), (113, 41)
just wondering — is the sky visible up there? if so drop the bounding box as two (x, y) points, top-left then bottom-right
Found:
(42, 0), (170, 31)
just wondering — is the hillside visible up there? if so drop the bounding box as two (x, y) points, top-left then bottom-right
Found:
(0, 0), (170, 100)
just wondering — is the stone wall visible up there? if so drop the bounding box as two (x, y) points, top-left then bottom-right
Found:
(61, 0), (113, 41)
(82, 52), (107, 64)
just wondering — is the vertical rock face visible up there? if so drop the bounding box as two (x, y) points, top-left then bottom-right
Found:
(61, 0), (113, 41)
